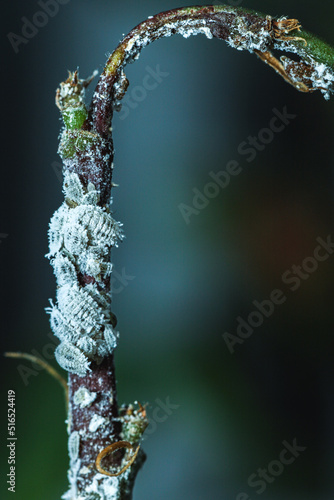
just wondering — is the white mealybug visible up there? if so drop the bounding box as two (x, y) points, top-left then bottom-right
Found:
(47, 303), (75, 342)
(66, 204), (122, 253)
(51, 251), (78, 287)
(77, 250), (113, 281)
(85, 283), (111, 317)
(73, 387), (97, 408)
(63, 171), (84, 205)
(68, 431), (80, 463)
(103, 325), (117, 353)
(88, 414), (109, 433)
(83, 182), (100, 205)
(57, 284), (105, 333)
(63, 170), (100, 206)
(79, 251), (103, 280)
(47, 203), (69, 257)
(55, 340), (91, 376)
(63, 221), (89, 256)
(76, 336), (98, 356)
(46, 172), (123, 376)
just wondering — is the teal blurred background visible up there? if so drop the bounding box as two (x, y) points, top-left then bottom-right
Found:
(1, 0), (334, 498)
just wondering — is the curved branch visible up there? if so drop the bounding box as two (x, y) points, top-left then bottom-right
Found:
(89, 5), (334, 138)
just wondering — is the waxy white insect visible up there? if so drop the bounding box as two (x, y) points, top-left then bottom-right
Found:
(46, 171), (123, 376)
(68, 431), (81, 462)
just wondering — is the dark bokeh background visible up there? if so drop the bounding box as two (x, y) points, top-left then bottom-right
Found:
(1, 1), (334, 499)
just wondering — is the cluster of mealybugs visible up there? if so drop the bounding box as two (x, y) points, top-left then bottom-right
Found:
(46, 171), (123, 376)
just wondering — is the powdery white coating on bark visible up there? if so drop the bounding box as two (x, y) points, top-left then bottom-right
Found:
(62, 402), (139, 500)
(79, 466), (92, 475)
(88, 414), (109, 433)
(63, 372), (127, 500)
(309, 62), (334, 99)
(64, 431), (82, 500)
(278, 43), (334, 100)
(122, 18), (214, 66)
(226, 16), (272, 53)
(74, 387), (97, 408)
(46, 171), (123, 376)
(83, 474), (122, 500)
(62, 464), (130, 499)
(65, 458), (82, 500)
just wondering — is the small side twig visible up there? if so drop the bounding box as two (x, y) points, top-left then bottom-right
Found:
(4, 352), (68, 405)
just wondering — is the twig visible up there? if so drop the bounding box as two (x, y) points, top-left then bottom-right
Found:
(4, 352), (68, 405)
